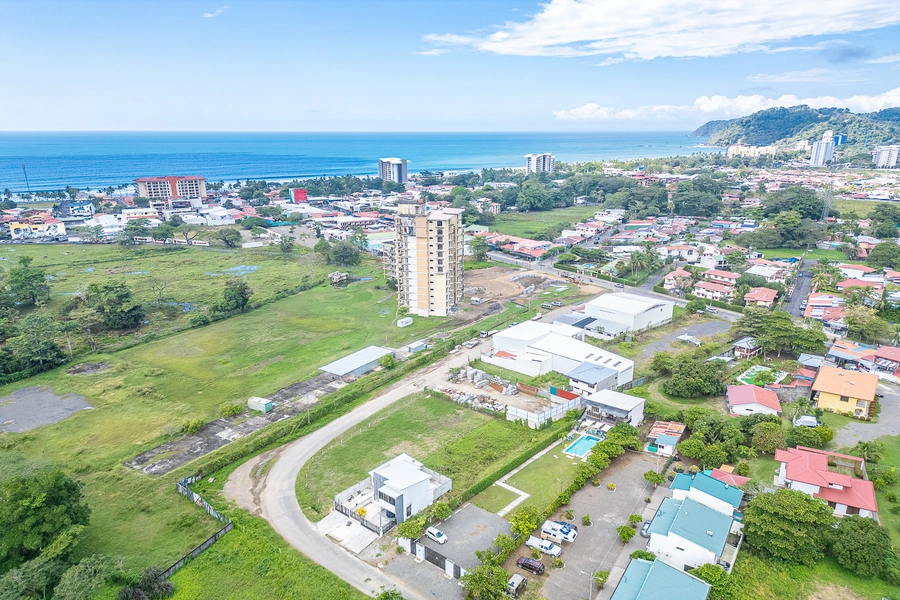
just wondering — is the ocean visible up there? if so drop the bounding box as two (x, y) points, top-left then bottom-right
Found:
(0, 131), (720, 192)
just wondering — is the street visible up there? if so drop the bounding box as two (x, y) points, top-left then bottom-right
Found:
(785, 259), (814, 317)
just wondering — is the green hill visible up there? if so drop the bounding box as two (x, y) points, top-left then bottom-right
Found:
(698, 105), (900, 151)
(691, 118), (737, 138)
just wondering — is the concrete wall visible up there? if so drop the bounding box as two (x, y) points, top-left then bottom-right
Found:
(481, 353), (548, 377)
(649, 532), (717, 571)
(728, 403), (780, 416)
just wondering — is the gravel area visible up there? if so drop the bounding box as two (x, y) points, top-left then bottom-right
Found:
(0, 386), (92, 432)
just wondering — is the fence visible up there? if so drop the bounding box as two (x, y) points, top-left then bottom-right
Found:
(157, 475), (234, 580)
(398, 537), (466, 579)
(617, 377), (645, 392)
(506, 397), (582, 429)
(334, 502), (395, 536)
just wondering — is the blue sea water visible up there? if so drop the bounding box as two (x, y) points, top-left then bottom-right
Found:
(0, 131), (720, 192)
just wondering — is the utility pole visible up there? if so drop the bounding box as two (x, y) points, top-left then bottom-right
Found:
(21, 164), (31, 193)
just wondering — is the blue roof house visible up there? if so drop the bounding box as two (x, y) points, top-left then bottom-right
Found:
(610, 558), (710, 600)
(647, 497), (739, 572)
(670, 471), (744, 521)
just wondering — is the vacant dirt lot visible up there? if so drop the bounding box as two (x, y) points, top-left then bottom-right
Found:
(0, 386), (93, 432)
(465, 266), (600, 301)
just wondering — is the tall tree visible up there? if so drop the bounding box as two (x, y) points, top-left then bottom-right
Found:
(216, 278), (253, 313)
(7, 257), (50, 306)
(742, 489), (834, 566)
(85, 281), (145, 330)
(0, 470), (91, 572)
(829, 515), (891, 577)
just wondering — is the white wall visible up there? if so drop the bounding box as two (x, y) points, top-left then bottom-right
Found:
(788, 480), (820, 496)
(403, 479), (434, 520)
(626, 401), (645, 427)
(632, 303), (674, 332)
(670, 487), (735, 517)
(729, 403), (779, 416)
(481, 353), (549, 377)
(649, 532), (717, 571)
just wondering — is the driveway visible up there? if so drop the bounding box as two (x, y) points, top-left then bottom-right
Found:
(541, 453), (659, 600)
(785, 260), (814, 317)
(833, 381), (900, 447)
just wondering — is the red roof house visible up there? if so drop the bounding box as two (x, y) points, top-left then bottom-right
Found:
(726, 385), (782, 416)
(774, 446), (877, 517)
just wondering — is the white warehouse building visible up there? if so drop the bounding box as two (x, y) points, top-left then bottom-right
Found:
(584, 292), (674, 334)
(484, 321), (633, 387)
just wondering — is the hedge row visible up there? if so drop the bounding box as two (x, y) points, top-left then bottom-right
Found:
(684, 293), (745, 313)
(448, 415), (576, 509)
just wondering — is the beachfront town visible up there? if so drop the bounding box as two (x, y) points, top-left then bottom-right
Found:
(4, 147), (900, 600)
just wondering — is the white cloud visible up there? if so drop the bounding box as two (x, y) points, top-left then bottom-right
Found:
(746, 69), (841, 83)
(595, 57), (626, 67)
(201, 6), (229, 18)
(553, 86), (900, 121)
(417, 49), (449, 56)
(867, 53), (900, 64)
(426, 0), (900, 60)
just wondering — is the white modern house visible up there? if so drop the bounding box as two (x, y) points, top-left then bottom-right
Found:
(669, 471), (744, 522)
(583, 293), (674, 333)
(582, 389), (644, 427)
(647, 497), (738, 572)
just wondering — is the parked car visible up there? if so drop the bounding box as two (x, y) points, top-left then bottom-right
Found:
(516, 557), (545, 575)
(542, 520), (577, 542)
(531, 312), (543, 321)
(614, 283), (625, 288)
(526, 536), (561, 557)
(551, 300), (563, 307)
(705, 306), (719, 314)
(507, 574), (527, 597)
(541, 303), (554, 310)
(640, 520), (652, 538)
(551, 520), (578, 532)
(792, 415), (820, 428)
(425, 527), (447, 544)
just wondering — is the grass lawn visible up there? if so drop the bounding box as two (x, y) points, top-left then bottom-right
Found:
(505, 444), (581, 512)
(470, 484), (519, 513)
(0, 273), (455, 570)
(837, 433), (900, 546)
(296, 393), (534, 521)
(492, 206), (600, 238)
(464, 258), (500, 270)
(0, 242), (367, 352)
(818, 410), (856, 431)
(745, 456), (779, 487)
(732, 553), (900, 600)
(760, 248), (848, 261)
(834, 198), (894, 219)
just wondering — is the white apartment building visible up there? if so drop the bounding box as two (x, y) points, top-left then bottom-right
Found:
(134, 176), (207, 200)
(872, 146), (900, 169)
(810, 139), (835, 167)
(390, 201), (464, 317)
(525, 153), (555, 174)
(726, 143), (775, 158)
(378, 158), (408, 184)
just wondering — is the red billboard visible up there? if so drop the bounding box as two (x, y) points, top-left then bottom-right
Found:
(289, 188), (308, 203)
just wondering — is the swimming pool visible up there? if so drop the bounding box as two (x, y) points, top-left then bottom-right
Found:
(564, 434), (601, 457)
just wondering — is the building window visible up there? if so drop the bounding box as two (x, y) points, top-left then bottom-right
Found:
(840, 396), (849, 402)
(377, 490), (395, 505)
(406, 505), (412, 518)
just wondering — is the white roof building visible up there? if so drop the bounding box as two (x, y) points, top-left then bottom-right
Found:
(584, 293), (674, 333)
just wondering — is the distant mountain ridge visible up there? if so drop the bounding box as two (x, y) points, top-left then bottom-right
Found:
(692, 106), (900, 150)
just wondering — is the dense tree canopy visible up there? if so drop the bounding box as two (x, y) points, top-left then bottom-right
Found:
(829, 515), (891, 577)
(742, 489), (834, 565)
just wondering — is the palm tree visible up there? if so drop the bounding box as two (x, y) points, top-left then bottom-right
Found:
(850, 441), (884, 464)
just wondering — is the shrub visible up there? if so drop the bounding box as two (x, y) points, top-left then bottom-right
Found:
(616, 525), (636, 543)
(628, 514), (643, 527)
(674, 462), (684, 472)
(737, 462), (750, 476)
(432, 501), (451, 521)
(593, 570), (610, 589)
(531, 547), (541, 560)
(607, 483), (616, 491)
(565, 509), (574, 520)
(220, 402), (243, 418)
(629, 550), (656, 561)
(190, 314), (211, 327)
(887, 492), (898, 503)
(582, 514), (592, 526)
(181, 419), (204, 434)
(689, 465), (700, 474)
(554, 556), (564, 569)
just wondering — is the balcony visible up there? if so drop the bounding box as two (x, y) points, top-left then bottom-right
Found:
(716, 532), (743, 573)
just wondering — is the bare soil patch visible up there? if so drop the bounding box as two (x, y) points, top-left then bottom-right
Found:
(807, 583), (863, 600)
(66, 362), (111, 375)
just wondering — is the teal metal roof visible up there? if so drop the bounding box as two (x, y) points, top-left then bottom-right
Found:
(669, 497), (731, 555)
(610, 559), (711, 600)
(689, 472), (743, 509)
(656, 434), (680, 446)
(670, 473), (692, 492)
(647, 498), (680, 537)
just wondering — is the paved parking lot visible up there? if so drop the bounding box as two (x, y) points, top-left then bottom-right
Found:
(383, 503), (512, 600)
(541, 452), (659, 600)
(421, 503), (513, 569)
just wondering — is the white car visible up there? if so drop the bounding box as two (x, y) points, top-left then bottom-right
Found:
(425, 527), (448, 544)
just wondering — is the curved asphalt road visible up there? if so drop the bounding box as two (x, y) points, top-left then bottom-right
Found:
(225, 356), (478, 600)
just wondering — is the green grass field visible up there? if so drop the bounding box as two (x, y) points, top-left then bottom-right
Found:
(760, 248), (847, 261)
(837, 433), (900, 546)
(0, 272), (455, 571)
(470, 484), (519, 513)
(504, 445), (581, 512)
(296, 393), (535, 520)
(834, 198), (896, 218)
(491, 206), (599, 238)
(1, 242), (352, 351)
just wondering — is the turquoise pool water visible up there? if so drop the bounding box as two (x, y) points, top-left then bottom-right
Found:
(564, 434), (601, 457)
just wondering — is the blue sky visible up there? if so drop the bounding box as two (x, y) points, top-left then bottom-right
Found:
(1, 0), (899, 131)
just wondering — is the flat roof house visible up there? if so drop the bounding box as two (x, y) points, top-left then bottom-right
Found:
(775, 446), (877, 518)
(647, 497), (739, 572)
(670, 471), (744, 520)
(582, 389), (644, 427)
(320, 346), (394, 378)
(726, 385), (781, 416)
(610, 558), (710, 600)
(583, 292), (674, 334)
(812, 366), (878, 418)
